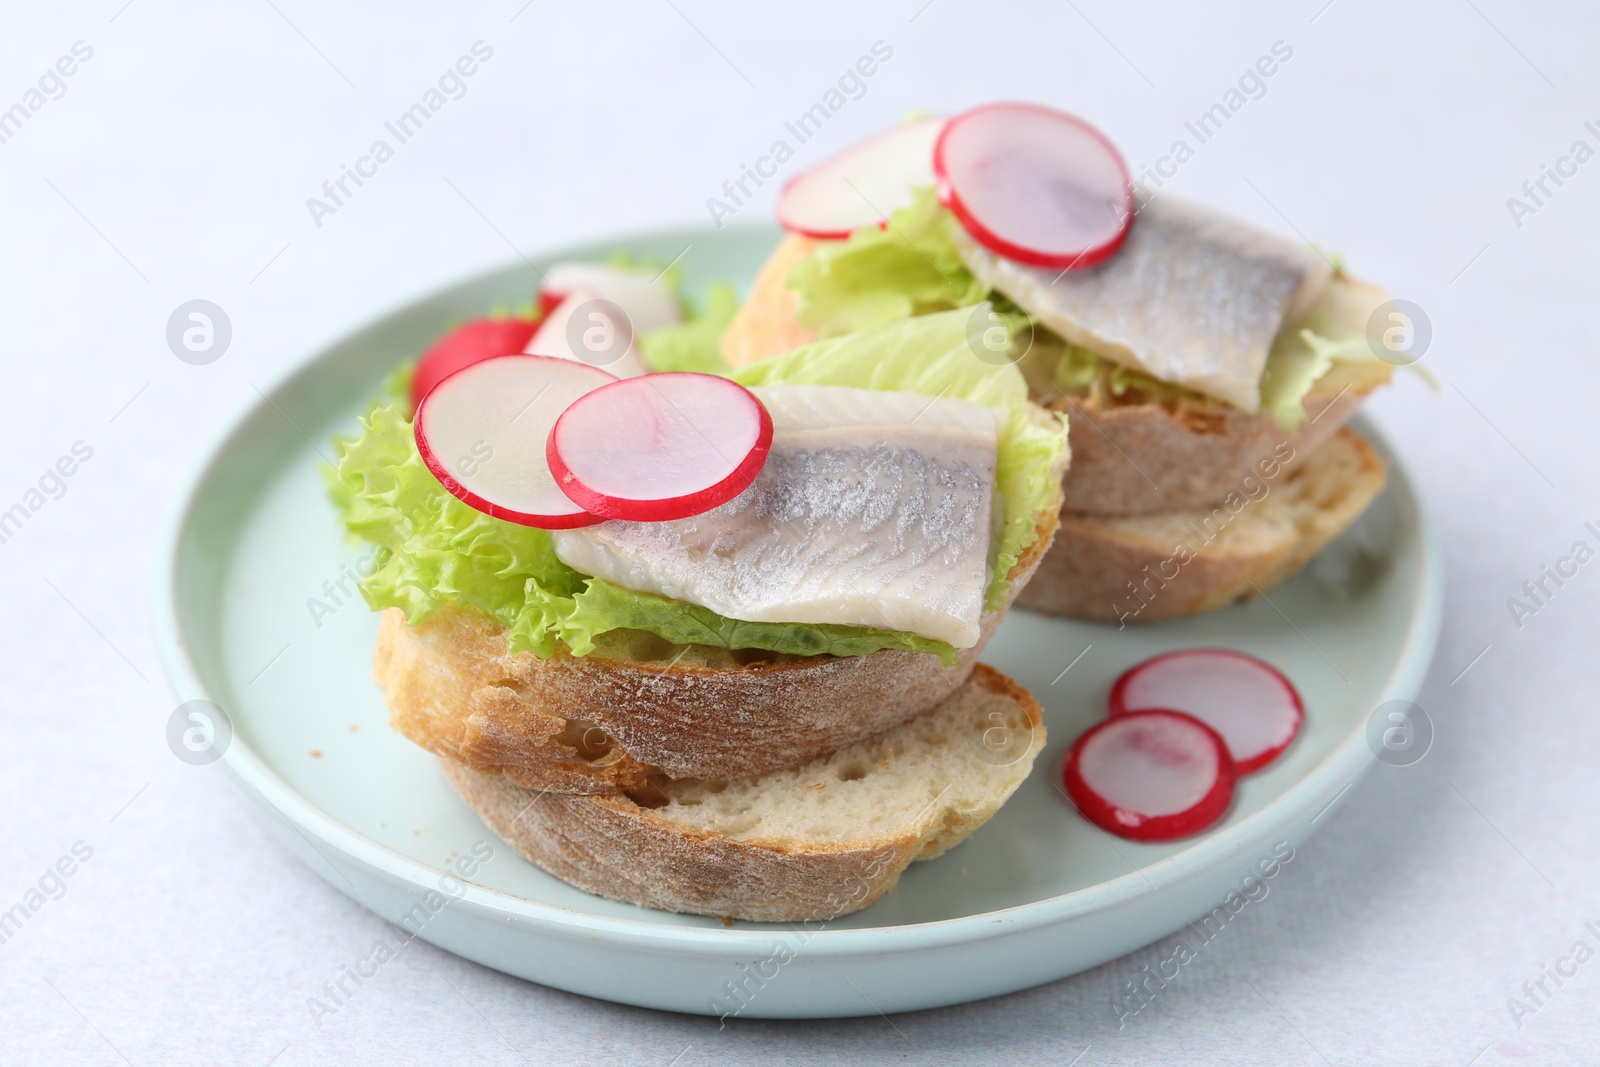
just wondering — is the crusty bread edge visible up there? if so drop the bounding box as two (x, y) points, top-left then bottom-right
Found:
(1018, 428), (1388, 622)
(378, 504), (1060, 790)
(438, 664), (1044, 923)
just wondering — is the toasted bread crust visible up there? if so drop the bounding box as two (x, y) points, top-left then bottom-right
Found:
(720, 234), (820, 368)
(1018, 429), (1387, 622)
(439, 665), (1043, 922)
(377, 511), (1057, 792)
(1051, 383), (1372, 516)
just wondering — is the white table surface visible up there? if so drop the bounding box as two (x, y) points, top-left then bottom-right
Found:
(3, 2), (1597, 1063)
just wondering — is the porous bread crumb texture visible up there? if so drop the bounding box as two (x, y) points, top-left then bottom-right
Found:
(438, 665), (1045, 921)
(639, 664), (1044, 857)
(374, 510), (1059, 790)
(1018, 428), (1387, 622)
(1045, 378), (1382, 516)
(373, 601), (654, 795)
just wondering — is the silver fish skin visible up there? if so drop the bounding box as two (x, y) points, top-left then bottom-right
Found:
(953, 195), (1332, 411)
(550, 385), (998, 648)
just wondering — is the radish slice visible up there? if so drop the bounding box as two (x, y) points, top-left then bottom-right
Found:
(1063, 711), (1235, 842)
(414, 355), (616, 529)
(1110, 650), (1304, 775)
(934, 102), (1133, 270)
(778, 116), (944, 239)
(537, 262), (681, 334)
(527, 287), (652, 379)
(411, 318), (538, 410)
(547, 373), (773, 522)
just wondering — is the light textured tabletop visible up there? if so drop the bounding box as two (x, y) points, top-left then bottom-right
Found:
(3, 2), (1597, 1064)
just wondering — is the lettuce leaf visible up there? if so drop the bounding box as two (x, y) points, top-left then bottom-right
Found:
(788, 187), (987, 338)
(1257, 274), (1439, 429)
(788, 192), (1412, 431)
(1047, 339), (1199, 409)
(732, 306), (1067, 610)
(328, 307), (1064, 663)
(1258, 330), (1338, 430)
(328, 402), (955, 663)
(551, 580), (949, 660)
(637, 282), (739, 375)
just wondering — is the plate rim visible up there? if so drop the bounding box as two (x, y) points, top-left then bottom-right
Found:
(151, 226), (1446, 959)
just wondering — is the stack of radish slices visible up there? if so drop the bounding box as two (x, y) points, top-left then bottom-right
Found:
(1063, 650), (1304, 841)
(409, 262), (681, 409)
(778, 101), (1135, 270)
(414, 354), (772, 529)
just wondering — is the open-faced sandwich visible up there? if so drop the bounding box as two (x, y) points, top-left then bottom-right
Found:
(723, 102), (1407, 623)
(327, 259), (1068, 921)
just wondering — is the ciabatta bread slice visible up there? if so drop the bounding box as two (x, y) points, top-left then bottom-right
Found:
(376, 510), (1057, 794)
(440, 664), (1044, 922)
(1044, 376), (1381, 516)
(1018, 428), (1386, 622)
(720, 234), (819, 369)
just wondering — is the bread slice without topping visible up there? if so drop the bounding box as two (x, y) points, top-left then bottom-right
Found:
(376, 509), (1058, 794)
(1017, 428), (1387, 622)
(439, 664), (1044, 922)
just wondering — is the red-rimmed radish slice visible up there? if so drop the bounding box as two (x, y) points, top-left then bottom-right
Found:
(537, 262), (681, 334)
(1062, 710), (1235, 842)
(414, 354), (616, 529)
(411, 317), (539, 409)
(537, 288), (564, 321)
(1109, 649), (1304, 775)
(934, 102), (1133, 269)
(547, 372), (773, 522)
(527, 287), (652, 379)
(778, 116), (944, 239)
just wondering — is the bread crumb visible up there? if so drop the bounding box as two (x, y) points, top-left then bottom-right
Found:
(718, 916), (734, 927)
(309, 749), (323, 758)
(349, 725), (361, 733)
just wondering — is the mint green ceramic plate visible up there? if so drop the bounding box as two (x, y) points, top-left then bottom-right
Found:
(153, 226), (1443, 1018)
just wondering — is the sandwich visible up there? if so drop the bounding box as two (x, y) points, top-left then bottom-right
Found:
(327, 260), (1068, 920)
(723, 101), (1412, 623)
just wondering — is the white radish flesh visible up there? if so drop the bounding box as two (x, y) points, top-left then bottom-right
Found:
(1110, 649), (1303, 774)
(547, 372), (773, 522)
(527, 287), (651, 379)
(538, 262), (681, 334)
(777, 116), (944, 239)
(413, 354), (615, 529)
(1062, 710), (1235, 841)
(934, 102), (1133, 269)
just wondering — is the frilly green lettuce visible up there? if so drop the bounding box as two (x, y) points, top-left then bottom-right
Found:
(1259, 286), (1434, 430)
(787, 192), (1405, 431)
(328, 307), (1063, 663)
(637, 282), (739, 375)
(327, 403), (955, 662)
(788, 187), (987, 338)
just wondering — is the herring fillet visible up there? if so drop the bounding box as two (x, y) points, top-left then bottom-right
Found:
(550, 385), (998, 649)
(953, 196), (1332, 411)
